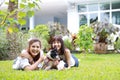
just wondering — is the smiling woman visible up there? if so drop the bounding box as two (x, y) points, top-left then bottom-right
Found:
(50, 36), (79, 69)
(12, 38), (44, 71)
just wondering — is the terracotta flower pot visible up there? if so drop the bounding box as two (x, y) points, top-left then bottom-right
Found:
(94, 43), (107, 54)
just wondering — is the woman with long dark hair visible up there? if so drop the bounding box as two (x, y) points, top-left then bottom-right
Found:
(51, 36), (79, 69)
(12, 38), (44, 70)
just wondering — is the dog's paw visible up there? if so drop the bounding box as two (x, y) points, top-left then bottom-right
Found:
(57, 60), (65, 70)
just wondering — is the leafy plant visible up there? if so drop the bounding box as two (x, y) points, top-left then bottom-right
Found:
(64, 39), (74, 51)
(47, 22), (69, 36)
(47, 22), (70, 44)
(114, 38), (120, 51)
(29, 25), (49, 51)
(75, 25), (93, 52)
(0, 29), (9, 60)
(0, 0), (41, 59)
(29, 25), (49, 39)
(0, 0), (40, 31)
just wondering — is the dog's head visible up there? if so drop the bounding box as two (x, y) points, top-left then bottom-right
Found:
(47, 48), (60, 60)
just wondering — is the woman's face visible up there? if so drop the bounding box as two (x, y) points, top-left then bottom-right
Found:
(52, 40), (61, 51)
(29, 42), (41, 57)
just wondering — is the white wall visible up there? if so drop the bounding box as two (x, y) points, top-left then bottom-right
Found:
(34, 15), (54, 25)
(67, 9), (79, 34)
(29, 16), (34, 30)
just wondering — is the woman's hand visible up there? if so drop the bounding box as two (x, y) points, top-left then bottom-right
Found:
(67, 66), (71, 69)
(24, 55), (44, 71)
(65, 66), (71, 70)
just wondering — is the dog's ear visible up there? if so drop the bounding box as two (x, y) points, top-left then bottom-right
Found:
(46, 51), (51, 58)
(46, 50), (56, 60)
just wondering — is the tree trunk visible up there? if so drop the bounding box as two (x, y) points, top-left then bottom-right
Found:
(8, 0), (18, 17)
(7, 0), (19, 59)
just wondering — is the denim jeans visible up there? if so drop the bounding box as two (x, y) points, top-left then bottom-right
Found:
(64, 54), (79, 67)
(72, 54), (79, 67)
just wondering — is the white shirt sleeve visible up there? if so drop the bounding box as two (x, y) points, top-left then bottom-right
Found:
(12, 57), (30, 70)
(40, 50), (44, 56)
(13, 50), (44, 70)
(20, 58), (31, 69)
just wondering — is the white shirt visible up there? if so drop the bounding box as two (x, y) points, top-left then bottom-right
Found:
(12, 50), (44, 70)
(59, 54), (75, 67)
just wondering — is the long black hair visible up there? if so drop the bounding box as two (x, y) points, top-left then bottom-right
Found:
(51, 36), (65, 55)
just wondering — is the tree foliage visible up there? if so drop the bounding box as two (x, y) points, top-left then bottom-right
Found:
(0, 0), (41, 59)
(0, 0), (41, 30)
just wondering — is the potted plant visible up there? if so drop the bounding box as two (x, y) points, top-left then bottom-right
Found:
(91, 21), (119, 53)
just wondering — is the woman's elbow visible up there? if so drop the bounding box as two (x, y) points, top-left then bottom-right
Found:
(24, 66), (34, 71)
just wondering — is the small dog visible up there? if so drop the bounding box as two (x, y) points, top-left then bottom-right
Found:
(41, 48), (60, 70)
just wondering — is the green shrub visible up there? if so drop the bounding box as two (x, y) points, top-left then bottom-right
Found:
(64, 39), (74, 51)
(0, 24), (50, 60)
(0, 28), (9, 60)
(75, 25), (94, 52)
(0, 28), (30, 60)
(29, 24), (49, 51)
(114, 38), (120, 50)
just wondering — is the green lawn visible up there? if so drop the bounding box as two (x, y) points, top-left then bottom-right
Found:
(0, 53), (120, 80)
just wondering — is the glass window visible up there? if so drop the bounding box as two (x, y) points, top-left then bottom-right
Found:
(54, 17), (59, 23)
(79, 14), (87, 26)
(78, 5), (87, 12)
(88, 4), (98, 11)
(90, 13), (98, 24)
(100, 12), (109, 23)
(112, 2), (120, 9)
(112, 11), (120, 25)
(100, 3), (110, 10)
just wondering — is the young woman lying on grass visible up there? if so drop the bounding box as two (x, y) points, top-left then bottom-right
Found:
(50, 36), (79, 69)
(12, 38), (44, 71)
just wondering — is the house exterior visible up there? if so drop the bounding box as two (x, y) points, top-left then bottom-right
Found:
(67, 0), (120, 33)
(30, 0), (68, 30)
(1, 0), (120, 33)
(30, 0), (120, 34)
